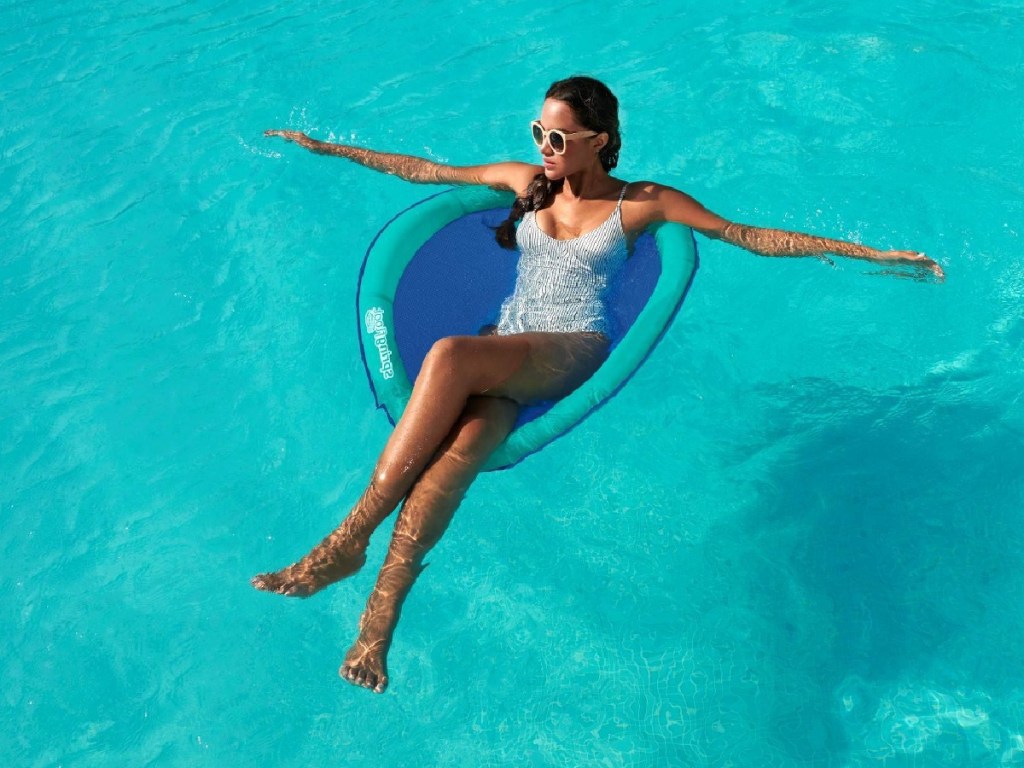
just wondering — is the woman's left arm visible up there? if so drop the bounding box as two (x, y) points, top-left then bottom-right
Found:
(642, 183), (944, 279)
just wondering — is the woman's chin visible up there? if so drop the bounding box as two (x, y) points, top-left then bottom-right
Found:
(542, 165), (563, 180)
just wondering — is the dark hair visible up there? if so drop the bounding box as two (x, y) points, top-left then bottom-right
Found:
(495, 76), (621, 249)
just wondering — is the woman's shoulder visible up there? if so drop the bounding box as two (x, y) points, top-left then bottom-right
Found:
(463, 161), (543, 195)
(501, 162), (544, 196)
(620, 181), (683, 230)
(621, 181), (728, 233)
(622, 180), (683, 202)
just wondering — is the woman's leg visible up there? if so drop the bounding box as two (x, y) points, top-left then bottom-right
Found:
(340, 395), (519, 693)
(250, 482), (381, 596)
(252, 332), (607, 597)
(359, 332), (607, 512)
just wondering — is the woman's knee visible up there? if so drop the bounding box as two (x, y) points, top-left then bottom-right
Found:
(415, 336), (476, 389)
(422, 335), (473, 368)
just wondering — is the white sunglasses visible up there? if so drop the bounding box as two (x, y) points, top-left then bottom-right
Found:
(530, 120), (598, 154)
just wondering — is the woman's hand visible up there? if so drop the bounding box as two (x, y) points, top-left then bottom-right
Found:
(264, 129), (314, 149)
(878, 250), (945, 280)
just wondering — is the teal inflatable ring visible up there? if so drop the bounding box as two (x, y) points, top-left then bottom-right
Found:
(356, 186), (699, 471)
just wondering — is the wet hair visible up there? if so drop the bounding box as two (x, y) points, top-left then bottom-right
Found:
(495, 76), (621, 249)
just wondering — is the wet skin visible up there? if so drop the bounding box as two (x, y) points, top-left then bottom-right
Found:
(252, 333), (607, 692)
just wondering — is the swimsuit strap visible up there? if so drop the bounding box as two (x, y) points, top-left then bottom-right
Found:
(615, 182), (630, 211)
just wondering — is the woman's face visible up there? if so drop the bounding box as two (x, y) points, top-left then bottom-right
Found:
(536, 98), (605, 180)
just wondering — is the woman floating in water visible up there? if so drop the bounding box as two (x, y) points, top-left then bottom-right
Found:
(253, 76), (943, 693)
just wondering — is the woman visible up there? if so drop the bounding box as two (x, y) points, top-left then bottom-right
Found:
(252, 76), (943, 694)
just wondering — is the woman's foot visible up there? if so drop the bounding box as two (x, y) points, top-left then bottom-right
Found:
(340, 632), (391, 694)
(251, 535), (368, 598)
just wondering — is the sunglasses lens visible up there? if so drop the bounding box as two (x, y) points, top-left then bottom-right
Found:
(531, 123), (544, 146)
(549, 131), (565, 153)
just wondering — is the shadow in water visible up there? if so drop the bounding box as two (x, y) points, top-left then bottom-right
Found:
(707, 375), (1024, 765)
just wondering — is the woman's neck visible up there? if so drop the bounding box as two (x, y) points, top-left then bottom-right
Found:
(559, 163), (616, 201)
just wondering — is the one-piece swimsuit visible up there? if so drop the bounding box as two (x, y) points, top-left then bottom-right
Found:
(495, 184), (630, 337)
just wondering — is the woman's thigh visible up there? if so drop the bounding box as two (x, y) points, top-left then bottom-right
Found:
(498, 331), (609, 404)
(427, 332), (609, 406)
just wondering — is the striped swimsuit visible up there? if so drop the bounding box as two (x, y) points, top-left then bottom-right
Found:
(495, 185), (630, 337)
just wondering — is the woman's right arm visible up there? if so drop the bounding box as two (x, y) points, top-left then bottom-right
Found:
(265, 130), (538, 192)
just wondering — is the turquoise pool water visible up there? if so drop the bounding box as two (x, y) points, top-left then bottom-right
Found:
(3, 0), (1022, 765)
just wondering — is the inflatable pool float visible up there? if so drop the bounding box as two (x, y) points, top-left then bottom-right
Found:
(356, 186), (698, 470)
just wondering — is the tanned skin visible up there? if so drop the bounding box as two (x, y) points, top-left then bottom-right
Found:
(265, 128), (943, 277)
(254, 100), (943, 695)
